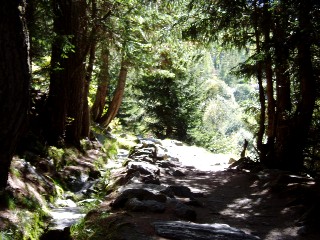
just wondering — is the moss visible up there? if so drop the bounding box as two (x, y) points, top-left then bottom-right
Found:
(117, 135), (137, 150)
(47, 146), (65, 170)
(21, 210), (49, 240)
(0, 227), (23, 240)
(70, 211), (113, 240)
(63, 148), (80, 163)
(103, 138), (118, 159)
(1, 209), (48, 240)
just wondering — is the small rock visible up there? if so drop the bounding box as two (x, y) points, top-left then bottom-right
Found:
(89, 170), (101, 179)
(127, 161), (160, 175)
(157, 161), (176, 168)
(141, 175), (161, 185)
(172, 170), (186, 177)
(166, 185), (192, 198)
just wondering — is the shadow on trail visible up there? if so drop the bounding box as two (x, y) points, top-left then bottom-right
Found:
(162, 168), (318, 240)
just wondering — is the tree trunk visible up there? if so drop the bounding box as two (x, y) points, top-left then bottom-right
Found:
(91, 44), (110, 122)
(46, 16), (67, 145)
(81, 80), (91, 139)
(272, 10), (293, 170)
(82, 0), (98, 137)
(46, 0), (89, 146)
(98, 59), (128, 127)
(261, 0), (277, 167)
(65, 0), (89, 145)
(0, 0), (30, 191)
(253, 2), (266, 156)
(274, 2), (316, 171)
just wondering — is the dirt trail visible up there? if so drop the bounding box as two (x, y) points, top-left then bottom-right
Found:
(105, 167), (319, 239)
(83, 140), (320, 240)
(162, 169), (303, 240)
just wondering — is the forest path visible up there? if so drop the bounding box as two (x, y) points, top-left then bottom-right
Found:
(87, 139), (320, 240)
(156, 140), (317, 239)
(161, 169), (302, 240)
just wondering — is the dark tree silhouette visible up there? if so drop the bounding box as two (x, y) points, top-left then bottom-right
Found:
(0, 1), (30, 192)
(45, 0), (89, 146)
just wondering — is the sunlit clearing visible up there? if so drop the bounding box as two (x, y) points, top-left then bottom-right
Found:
(161, 139), (236, 171)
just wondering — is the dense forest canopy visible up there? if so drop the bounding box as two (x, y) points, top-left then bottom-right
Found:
(1, 0), (320, 193)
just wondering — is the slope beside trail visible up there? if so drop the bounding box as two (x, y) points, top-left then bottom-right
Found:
(84, 139), (320, 240)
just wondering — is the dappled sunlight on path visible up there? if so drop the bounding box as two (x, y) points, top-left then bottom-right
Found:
(156, 140), (316, 239)
(162, 169), (307, 239)
(72, 138), (320, 240)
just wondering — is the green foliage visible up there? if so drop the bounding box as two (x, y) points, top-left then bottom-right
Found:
(60, 35), (75, 58)
(190, 77), (254, 154)
(116, 134), (137, 150)
(31, 56), (51, 91)
(70, 210), (111, 240)
(47, 146), (65, 170)
(28, 0), (54, 92)
(0, 210), (47, 240)
(18, 210), (47, 240)
(124, 40), (208, 142)
(101, 137), (118, 160)
(4, 190), (41, 211)
(45, 176), (64, 200)
(47, 146), (81, 170)
(98, 168), (112, 195)
(70, 217), (88, 240)
(0, 228), (22, 240)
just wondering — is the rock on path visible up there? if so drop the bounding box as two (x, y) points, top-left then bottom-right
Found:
(154, 221), (260, 240)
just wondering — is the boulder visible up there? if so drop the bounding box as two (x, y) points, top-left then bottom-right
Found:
(125, 198), (166, 213)
(171, 200), (197, 221)
(165, 185), (193, 198)
(127, 161), (160, 176)
(110, 188), (167, 209)
(153, 221), (260, 240)
(172, 169), (186, 177)
(129, 148), (155, 159)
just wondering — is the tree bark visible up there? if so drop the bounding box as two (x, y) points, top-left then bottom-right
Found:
(45, 0), (89, 146)
(91, 44), (110, 121)
(0, 0), (30, 191)
(263, 1), (276, 150)
(82, 79), (91, 139)
(65, 0), (89, 145)
(253, 1), (266, 156)
(45, 5), (67, 144)
(98, 59), (128, 127)
(274, 1), (316, 171)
